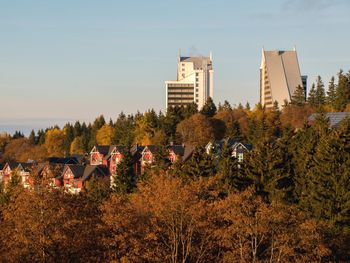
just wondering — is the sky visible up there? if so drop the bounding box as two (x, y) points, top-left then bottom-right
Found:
(1, 0), (350, 134)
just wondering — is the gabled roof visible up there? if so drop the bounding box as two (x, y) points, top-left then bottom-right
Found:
(96, 145), (115, 155)
(65, 164), (109, 181)
(106, 146), (127, 159)
(168, 145), (185, 156)
(182, 145), (195, 162)
(41, 163), (65, 178)
(232, 142), (253, 151)
(309, 112), (350, 128)
(17, 162), (35, 172)
(47, 157), (79, 165)
(143, 145), (158, 154)
(4, 162), (19, 170)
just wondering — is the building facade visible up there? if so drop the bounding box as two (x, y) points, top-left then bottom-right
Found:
(260, 48), (307, 108)
(165, 52), (214, 109)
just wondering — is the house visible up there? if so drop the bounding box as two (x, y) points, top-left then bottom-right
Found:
(2, 162), (18, 185)
(62, 164), (109, 194)
(141, 145), (158, 168)
(205, 138), (237, 155)
(231, 142), (253, 162)
(308, 112), (350, 128)
(106, 146), (126, 174)
(205, 138), (252, 162)
(39, 163), (66, 188)
(17, 162), (36, 188)
(90, 145), (114, 165)
(167, 144), (186, 163)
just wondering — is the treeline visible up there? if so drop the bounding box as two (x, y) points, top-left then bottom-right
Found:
(1, 69), (350, 164)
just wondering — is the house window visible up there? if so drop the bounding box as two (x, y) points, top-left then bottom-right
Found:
(196, 83), (199, 87)
(196, 99), (199, 103)
(196, 88), (198, 92)
(196, 73), (199, 76)
(238, 153), (244, 162)
(196, 78), (199, 82)
(182, 73), (185, 78)
(196, 94), (198, 97)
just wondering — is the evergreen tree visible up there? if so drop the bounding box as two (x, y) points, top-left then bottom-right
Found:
(63, 123), (74, 156)
(221, 100), (232, 111)
(218, 141), (248, 191)
(37, 129), (46, 145)
(304, 117), (350, 225)
(200, 97), (217, 117)
(244, 139), (293, 203)
(315, 76), (326, 107)
(182, 102), (198, 119)
(291, 85), (306, 106)
(326, 76), (337, 109)
(181, 147), (216, 179)
(28, 130), (36, 145)
(112, 150), (136, 194)
(307, 83), (317, 107)
(245, 102), (251, 111)
(12, 131), (24, 139)
(335, 70), (350, 111)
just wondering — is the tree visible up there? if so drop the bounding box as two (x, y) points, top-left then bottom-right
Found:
(44, 128), (65, 157)
(315, 76), (326, 107)
(28, 130), (36, 145)
(0, 188), (102, 262)
(200, 97), (217, 117)
(244, 139), (293, 203)
(304, 117), (350, 225)
(327, 76), (337, 110)
(215, 188), (330, 262)
(111, 112), (135, 146)
(100, 174), (220, 262)
(96, 124), (113, 145)
(291, 85), (306, 106)
(112, 150), (136, 194)
(335, 70), (350, 111)
(176, 114), (216, 146)
(308, 83), (317, 107)
(70, 136), (85, 155)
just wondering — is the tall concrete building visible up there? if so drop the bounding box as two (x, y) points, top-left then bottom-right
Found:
(165, 52), (214, 109)
(260, 48), (307, 108)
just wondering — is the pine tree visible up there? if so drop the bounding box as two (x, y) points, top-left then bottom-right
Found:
(200, 97), (217, 117)
(244, 138), (293, 203)
(181, 147), (216, 179)
(307, 83), (317, 107)
(218, 141), (248, 191)
(28, 130), (36, 145)
(315, 76), (326, 107)
(326, 76), (337, 109)
(335, 69), (350, 111)
(291, 85), (306, 106)
(304, 117), (350, 225)
(112, 150), (136, 194)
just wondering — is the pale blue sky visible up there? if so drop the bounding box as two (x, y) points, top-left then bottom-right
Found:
(1, 0), (350, 133)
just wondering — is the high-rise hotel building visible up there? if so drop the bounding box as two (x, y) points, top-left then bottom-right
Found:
(165, 53), (214, 109)
(260, 48), (307, 108)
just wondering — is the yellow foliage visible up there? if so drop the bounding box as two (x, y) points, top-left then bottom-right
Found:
(96, 125), (113, 145)
(70, 136), (85, 155)
(45, 128), (65, 157)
